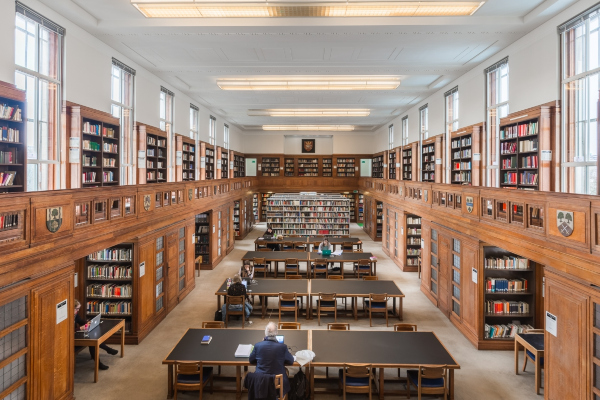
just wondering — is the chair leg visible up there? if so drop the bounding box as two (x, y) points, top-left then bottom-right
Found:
(318, 305), (321, 326)
(522, 356), (528, 372)
(406, 378), (411, 399)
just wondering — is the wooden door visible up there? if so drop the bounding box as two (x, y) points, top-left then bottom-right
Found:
(166, 231), (179, 313)
(438, 234), (451, 317)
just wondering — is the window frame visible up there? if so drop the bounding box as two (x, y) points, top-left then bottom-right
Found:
(445, 86), (459, 183)
(484, 58), (509, 188)
(110, 59), (135, 185)
(401, 116), (408, 146)
(224, 123), (229, 150)
(209, 115), (216, 146)
(419, 104), (429, 180)
(159, 86), (174, 181)
(388, 124), (394, 150)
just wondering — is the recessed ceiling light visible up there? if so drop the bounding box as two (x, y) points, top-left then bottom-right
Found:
(263, 125), (355, 131)
(249, 109), (371, 117)
(131, 2), (485, 18)
(218, 77), (400, 91)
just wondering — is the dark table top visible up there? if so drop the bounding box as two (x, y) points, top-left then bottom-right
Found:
(74, 319), (123, 341)
(311, 280), (404, 297)
(255, 237), (308, 243)
(519, 333), (544, 350)
(311, 331), (459, 367)
(216, 278), (310, 295)
(308, 237), (362, 244)
(164, 329), (308, 364)
(309, 252), (374, 261)
(242, 251), (311, 261)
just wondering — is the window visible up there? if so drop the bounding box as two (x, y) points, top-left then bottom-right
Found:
(14, 5), (64, 191)
(401, 116), (408, 146)
(419, 105), (429, 140)
(445, 86), (459, 183)
(560, 8), (600, 194)
(209, 115), (216, 146)
(110, 58), (135, 185)
(485, 57), (509, 187)
(224, 123), (229, 150)
(190, 104), (199, 139)
(160, 86), (174, 181)
(388, 124), (394, 150)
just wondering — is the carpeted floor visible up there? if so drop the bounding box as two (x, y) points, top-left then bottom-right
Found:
(74, 222), (543, 399)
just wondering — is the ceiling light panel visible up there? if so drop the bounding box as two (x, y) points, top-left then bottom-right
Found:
(131, 2), (485, 18)
(249, 109), (370, 117)
(218, 77), (401, 91)
(263, 125), (355, 131)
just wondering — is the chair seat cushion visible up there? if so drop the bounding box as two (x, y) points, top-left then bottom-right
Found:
(281, 300), (299, 307)
(364, 301), (387, 309)
(319, 300), (336, 307)
(285, 265), (298, 269)
(338, 369), (370, 386)
(406, 370), (444, 388)
(526, 350), (544, 366)
(177, 367), (214, 384)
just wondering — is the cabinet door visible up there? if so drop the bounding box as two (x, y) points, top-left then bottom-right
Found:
(166, 231), (179, 313)
(545, 280), (589, 399)
(438, 235), (451, 317)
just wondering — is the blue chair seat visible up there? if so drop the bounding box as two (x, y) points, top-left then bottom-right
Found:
(177, 367), (214, 384)
(281, 300), (299, 307)
(357, 266), (370, 270)
(406, 370), (444, 388)
(319, 300), (336, 307)
(526, 350), (544, 366)
(338, 369), (370, 386)
(313, 264), (327, 269)
(285, 265), (298, 269)
(364, 301), (387, 309)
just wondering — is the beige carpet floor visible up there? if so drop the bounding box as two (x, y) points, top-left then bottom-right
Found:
(74, 222), (543, 399)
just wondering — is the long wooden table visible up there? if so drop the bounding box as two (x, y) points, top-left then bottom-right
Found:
(241, 251), (311, 278)
(254, 237), (309, 251)
(74, 319), (125, 383)
(162, 329), (459, 400)
(310, 251), (377, 276)
(308, 236), (363, 251)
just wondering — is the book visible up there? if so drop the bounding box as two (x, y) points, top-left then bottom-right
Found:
(201, 335), (212, 345)
(235, 344), (253, 357)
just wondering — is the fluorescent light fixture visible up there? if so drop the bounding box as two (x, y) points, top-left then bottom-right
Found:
(131, 2), (485, 18)
(218, 77), (400, 91)
(263, 125), (355, 131)
(249, 109), (370, 117)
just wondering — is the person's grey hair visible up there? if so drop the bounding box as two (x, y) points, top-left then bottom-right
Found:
(233, 274), (241, 283)
(265, 322), (278, 338)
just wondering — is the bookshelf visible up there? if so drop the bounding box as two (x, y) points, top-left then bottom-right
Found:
(284, 158), (295, 177)
(500, 119), (540, 190)
(181, 137), (195, 181)
(429, 227), (439, 298)
(84, 244), (134, 333)
(261, 157), (280, 176)
(388, 150), (397, 179)
(450, 123), (482, 186)
(298, 158), (319, 177)
(406, 214), (421, 270)
(266, 193), (350, 236)
(205, 146), (215, 180)
(421, 139), (436, 182)
(234, 200), (240, 237)
(376, 201), (383, 239)
(372, 153), (384, 178)
(341, 193), (357, 222)
(155, 236), (165, 313)
(234, 153), (245, 178)
(402, 142), (417, 181)
(336, 157), (355, 177)
(253, 194), (259, 222)
(261, 193), (274, 222)
(0, 83), (25, 193)
(194, 212), (211, 268)
(358, 194), (364, 222)
(146, 129), (168, 183)
(482, 245), (537, 345)
(322, 158), (333, 177)
(221, 150), (228, 179)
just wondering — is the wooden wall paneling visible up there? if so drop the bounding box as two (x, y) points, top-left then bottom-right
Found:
(459, 239), (479, 342)
(592, 201), (600, 255)
(438, 233), (452, 317)
(137, 239), (155, 333)
(166, 230), (179, 313)
(184, 220), (196, 292)
(420, 220), (436, 304)
(0, 194), (30, 254)
(30, 194), (74, 245)
(434, 135), (444, 184)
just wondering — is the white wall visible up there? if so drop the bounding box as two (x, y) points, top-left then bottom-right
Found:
(242, 131), (377, 154)
(0, 0), (14, 84)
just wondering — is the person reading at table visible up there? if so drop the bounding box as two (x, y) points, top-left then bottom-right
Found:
(318, 238), (332, 253)
(221, 274), (253, 325)
(264, 226), (280, 250)
(249, 322), (295, 397)
(74, 299), (118, 370)
(240, 260), (254, 280)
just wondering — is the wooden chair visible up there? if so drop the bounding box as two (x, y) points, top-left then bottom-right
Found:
(293, 242), (308, 252)
(173, 361), (214, 400)
(255, 240), (268, 251)
(406, 365), (448, 400)
(224, 295), (246, 328)
(278, 322), (301, 330)
(341, 242), (355, 252)
(253, 257), (268, 278)
(522, 329), (545, 377)
(317, 293), (337, 326)
(286, 274), (302, 280)
(364, 293), (389, 327)
(281, 241), (294, 251)
(274, 374), (287, 400)
(362, 276), (378, 281)
(355, 259), (372, 278)
(201, 321), (225, 328)
(284, 258), (299, 278)
(312, 258), (328, 279)
(338, 364), (373, 400)
(257, 248), (273, 252)
(327, 323), (350, 331)
(279, 292), (299, 322)
(328, 275), (344, 280)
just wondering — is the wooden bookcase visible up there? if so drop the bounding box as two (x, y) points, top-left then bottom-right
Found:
(322, 158), (333, 177)
(388, 149), (397, 180)
(220, 149), (228, 179)
(233, 153), (245, 178)
(402, 142), (417, 181)
(406, 214), (422, 271)
(261, 157), (280, 176)
(358, 194), (364, 222)
(376, 200), (383, 239)
(0, 82), (26, 193)
(194, 212), (211, 268)
(336, 157), (356, 177)
(372, 152), (384, 178)
(284, 158), (295, 177)
(421, 134), (444, 183)
(181, 137), (195, 181)
(260, 192), (274, 222)
(450, 123), (483, 186)
(205, 145), (215, 180)
(233, 200), (241, 237)
(253, 193), (259, 222)
(137, 123), (168, 184)
(341, 193), (357, 222)
(298, 157), (319, 177)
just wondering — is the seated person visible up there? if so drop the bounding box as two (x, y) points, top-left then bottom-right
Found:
(74, 299), (118, 370)
(264, 226), (280, 250)
(221, 274), (253, 325)
(249, 322), (295, 397)
(240, 260), (254, 280)
(318, 238), (332, 253)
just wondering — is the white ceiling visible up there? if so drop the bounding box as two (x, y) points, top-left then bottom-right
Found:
(41, 0), (576, 131)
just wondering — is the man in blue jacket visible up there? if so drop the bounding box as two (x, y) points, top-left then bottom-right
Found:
(249, 322), (295, 396)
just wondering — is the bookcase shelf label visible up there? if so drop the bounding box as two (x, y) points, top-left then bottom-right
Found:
(472, 267), (478, 284)
(69, 148), (79, 163)
(546, 311), (557, 336)
(473, 153), (481, 161)
(541, 150), (552, 161)
(139, 261), (145, 277)
(56, 299), (68, 324)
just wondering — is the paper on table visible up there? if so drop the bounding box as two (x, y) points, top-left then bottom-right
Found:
(235, 344), (253, 357)
(332, 250), (343, 256)
(294, 350), (315, 366)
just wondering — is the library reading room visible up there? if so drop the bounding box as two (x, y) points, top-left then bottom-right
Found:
(1, 0), (600, 399)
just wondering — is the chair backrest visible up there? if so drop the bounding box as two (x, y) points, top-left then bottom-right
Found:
(313, 258), (327, 265)
(256, 240), (267, 247)
(227, 295), (245, 306)
(278, 322), (301, 330)
(354, 249), (364, 253)
(274, 374), (284, 399)
(286, 275), (303, 280)
(419, 365), (447, 384)
(393, 323), (417, 332)
(342, 241), (354, 250)
(253, 257), (266, 267)
(279, 292), (297, 302)
(369, 293), (388, 302)
(283, 241), (292, 247)
(358, 259), (371, 267)
(343, 363), (372, 381)
(285, 258), (299, 265)
(175, 361), (202, 376)
(202, 321), (225, 328)
(319, 292), (336, 301)
(363, 276), (378, 281)
(327, 323), (350, 331)
(328, 275), (344, 280)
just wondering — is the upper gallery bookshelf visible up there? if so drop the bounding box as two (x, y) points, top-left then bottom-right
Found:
(406, 214), (421, 270)
(205, 145), (215, 180)
(233, 200), (241, 237)
(136, 123), (167, 184)
(372, 153), (384, 178)
(421, 134), (443, 183)
(266, 193), (350, 236)
(233, 153), (245, 178)
(322, 158), (333, 177)
(194, 212), (211, 268)
(402, 142), (417, 181)
(336, 158), (355, 177)
(375, 200), (383, 239)
(298, 158), (319, 177)
(0, 83), (26, 192)
(451, 123), (483, 186)
(180, 135), (195, 181)
(284, 158), (295, 177)
(261, 157), (280, 177)
(498, 103), (557, 191)
(388, 150), (397, 179)
(221, 149), (228, 179)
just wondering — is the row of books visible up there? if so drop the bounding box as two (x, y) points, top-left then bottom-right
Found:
(407, 217), (421, 224)
(0, 127), (19, 142)
(407, 228), (421, 235)
(519, 139), (538, 152)
(502, 172), (517, 185)
(82, 172), (97, 183)
(86, 283), (132, 298)
(337, 158), (355, 163)
(423, 172), (435, 180)
(453, 171), (471, 182)
(147, 137), (167, 147)
(87, 265), (132, 279)
(83, 122), (115, 138)
(423, 155), (435, 162)
(267, 218), (348, 223)
(520, 172), (539, 185)
(194, 235), (208, 244)
(484, 256), (528, 269)
(500, 142), (517, 155)
(522, 155), (538, 168)
(103, 171), (116, 182)
(195, 244), (209, 254)
(484, 324), (534, 339)
(407, 248), (421, 255)
(83, 140), (101, 151)
(269, 200), (348, 206)
(147, 171), (156, 180)
(0, 213), (18, 230)
(486, 300), (530, 314)
(87, 300), (131, 315)
(267, 223), (349, 229)
(422, 144), (434, 154)
(182, 154), (194, 161)
(88, 248), (132, 261)
(403, 151), (412, 157)
(83, 156), (97, 166)
(271, 229), (350, 235)
(500, 121), (538, 140)
(407, 258), (419, 266)
(452, 161), (471, 170)
(0, 149), (17, 164)
(452, 149), (471, 158)
(103, 158), (116, 167)
(0, 171), (16, 186)
(407, 237), (421, 245)
(0, 104), (21, 121)
(485, 278), (528, 293)
(451, 136), (472, 148)
(502, 156), (516, 169)
(337, 172), (355, 176)
(104, 143), (118, 153)
(182, 144), (195, 152)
